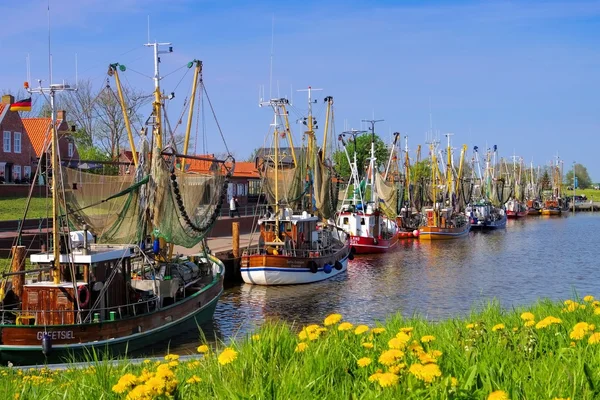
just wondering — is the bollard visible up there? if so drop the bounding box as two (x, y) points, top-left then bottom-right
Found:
(232, 222), (240, 259)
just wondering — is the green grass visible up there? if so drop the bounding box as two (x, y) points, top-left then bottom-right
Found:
(3, 295), (600, 399)
(564, 188), (600, 201)
(0, 197), (50, 221)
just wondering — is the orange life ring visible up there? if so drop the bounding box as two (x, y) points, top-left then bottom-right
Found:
(78, 285), (90, 309)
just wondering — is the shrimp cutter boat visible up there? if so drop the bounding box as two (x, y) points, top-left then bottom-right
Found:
(541, 157), (568, 216)
(0, 42), (231, 364)
(240, 90), (350, 285)
(419, 135), (471, 240)
(396, 135), (423, 239)
(466, 146), (507, 230)
(336, 123), (400, 254)
(526, 162), (542, 216)
(505, 156), (528, 218)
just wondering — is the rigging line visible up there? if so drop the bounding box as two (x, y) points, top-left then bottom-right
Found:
(125, 67), (153, 80)
(171, 66), (192, 95)
(201, 84), (206, 154)
(162, 63), (188, 79)
(202, 84), (231, 155)
(193, 83), (201, 155)
(121, 72), (149, 133)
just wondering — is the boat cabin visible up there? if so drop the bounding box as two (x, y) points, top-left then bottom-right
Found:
(257, 209), (321, 255)
(425, 207), (454, 228)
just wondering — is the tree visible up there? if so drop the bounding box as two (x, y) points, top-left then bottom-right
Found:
(246, 147), (260, 162)
(540, 170), (551, 191)
(332, 134), (389, 179)
(410, 160), (432, 183)
(565, 163), (592, 189)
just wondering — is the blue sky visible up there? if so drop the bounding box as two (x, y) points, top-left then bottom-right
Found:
(0, 1), (598, 178)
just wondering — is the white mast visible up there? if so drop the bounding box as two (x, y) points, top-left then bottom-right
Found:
(361, 118), (384, 204)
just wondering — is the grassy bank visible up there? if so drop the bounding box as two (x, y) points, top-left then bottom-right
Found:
(0, 197), (48, 221)
(3, 296), (600, 399)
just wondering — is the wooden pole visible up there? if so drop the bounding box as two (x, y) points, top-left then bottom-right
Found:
(232, 222), (240, 259)
(11, 245), (26, 299)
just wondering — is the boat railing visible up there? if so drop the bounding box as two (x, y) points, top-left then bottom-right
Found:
(1, 296), (161, 326)
(242, 243), (345, 259)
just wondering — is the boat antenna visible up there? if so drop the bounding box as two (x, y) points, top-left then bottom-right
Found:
(269, 14), (275, 100)
(48, 0), (52, 84)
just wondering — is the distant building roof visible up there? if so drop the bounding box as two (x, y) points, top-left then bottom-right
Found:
(255, 147), (304, 165)
(21, 117), (68, 157)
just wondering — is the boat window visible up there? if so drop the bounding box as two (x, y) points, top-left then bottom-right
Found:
(343, 217), (349, 225)
(361, 218), (365, 225)
(285, 222), (292, 232)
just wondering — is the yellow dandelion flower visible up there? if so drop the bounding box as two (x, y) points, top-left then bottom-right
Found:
(588, 333), (600, 344)
(570, 341), (576, 347)
(418, 352), (437, 364)
(451, 377), (458, 388)
(14, 394), (20, 400)
(488, 390), (510, 400)
(595, 308), (600, 316)
(305, 324), (320, 334)
(143, 359), (152, 364)
(512, 327), (518, 332)
(570, 322), (592, 340)
(126, 384), (152, 400)
(400, 327), (414, 334)
(408, 340), (424, 354)
(520, 312), (535, 321)
(338, 322), (354, 331)
(466, 323), (475, 329)
(112, 373), (137, 394)
(354, 325), (369, 335)
(492, 323), (505, 332)
(524, 320), (535, 327)
(388, 337), (405, 350)
(535, 316), (562, 329)
(218, 347), (238, 365)
(371, 327), (386, 335)
(376, 372), (400, 387)
(378, 349), (404, 366)
(388, 363), (405, 374)
(593, 300), (600, 307)
(164, 354), (179, 361)
(357, 357), (372, 367)
(421, 335), (435, 343)
(580, 304), (587, 310)
(324, 313), (342, 326)
(584, 295), (595, 302)
(197, 344), (209, 354)
(186, 375), (201, 384)
(395, 331), (411, 345)
(362, 342), (374, 349)
(251, 334), (260, 341)
(409, 362), (442, 383)
(295, 342), (308, 353)
(368, 372), (382, 382)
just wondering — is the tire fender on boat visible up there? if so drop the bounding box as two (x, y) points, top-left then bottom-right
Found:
(308, 261), (319, 274)
(348, 252), (354, 261)
(78, 285), (91, 309)
(41, 332), (52, 355)
(334, 260), (343, 270)
(323, 264), (333, 274)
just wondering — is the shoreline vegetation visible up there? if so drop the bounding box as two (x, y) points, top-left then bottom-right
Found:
(2, 297), (600, 399)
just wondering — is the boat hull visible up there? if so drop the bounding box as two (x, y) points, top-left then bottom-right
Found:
(527, 208), (541, 216)
(349, 235), (399, 254)
(419, 223), (471, 240)
(506, 210), (528, 218)
(0, 256), (225, 365)
(470, 215), (507, 230)
(541, 209), (561, 216)
(241, 254), (349, 285)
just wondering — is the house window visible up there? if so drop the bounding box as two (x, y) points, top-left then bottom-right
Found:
(3, 131), (10, 152)
(248, 180), (262, 196)
(24, 166), (31, 180)
(236, 183), (246, 196)
(13, 165), (21, 181)
(68, 143), (74, 157)
(13, 132), (21, 153)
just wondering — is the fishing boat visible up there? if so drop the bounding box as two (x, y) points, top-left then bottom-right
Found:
(240, 90), (350, 285)
(466, 146), (507, 230)
(505, 156), (528, 218)
(541, 157), (568, 216)
(336, 123), (400, 254)
(0, 42), (230, 364)
(396, 135), (423, 239)
(526, 162), (542, 215)
(419, 134), (471, 240)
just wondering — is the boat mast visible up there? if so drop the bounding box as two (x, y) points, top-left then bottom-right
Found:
(144, 40), (172, 150)
(362, 119), (384, 204)
(181, 60), (202, 170)
(27, 81), (75, 284)
(298, 86), (321, 212)
(322, 96), (333, 162)
(273, 111), (281, 241)
(109, 64), (138, 167)
(445, 133), (454, 201)
(404, 135), (411, 208)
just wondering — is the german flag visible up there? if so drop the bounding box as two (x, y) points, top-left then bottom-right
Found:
(10, 97), (32, 112)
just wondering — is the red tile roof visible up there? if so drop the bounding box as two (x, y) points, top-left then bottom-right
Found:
(232, 162), (259, 178)
(21, 118), (63, 157)
(0, 103), (6, 115)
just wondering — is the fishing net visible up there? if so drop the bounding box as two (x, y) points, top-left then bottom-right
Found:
(260, 150), (307, 210)
(150, 151), (228, 248)
(312, 152), (339, 220)
(62, 168), (146, 243)
(375, 172), (399, 219)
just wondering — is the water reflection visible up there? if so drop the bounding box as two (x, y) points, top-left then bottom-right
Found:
(168, 213), (600, 352)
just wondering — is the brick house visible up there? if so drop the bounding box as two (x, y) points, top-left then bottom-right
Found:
(0, 95), (37, 183)
(22, 110), (79, 168)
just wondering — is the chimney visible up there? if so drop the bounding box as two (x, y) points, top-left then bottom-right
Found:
(1, 95), (14, 105)
(57, 110), (66, 120)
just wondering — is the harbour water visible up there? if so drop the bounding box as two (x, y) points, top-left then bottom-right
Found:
(164, 213), (600, 354)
